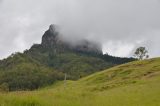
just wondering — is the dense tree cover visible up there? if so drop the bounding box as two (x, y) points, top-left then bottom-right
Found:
(0, 45), (135, 91)
(0, 53), (64, 91)
(72, 50), (135, 64)
(102, 54), (135, 64)
(25, 46), (135, 79)
(25, 46), (114, 80)
(47, 53), (113, 79)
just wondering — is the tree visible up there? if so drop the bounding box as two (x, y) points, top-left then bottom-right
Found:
(0, 83), (9, 92)
(134, 47), (149, 60)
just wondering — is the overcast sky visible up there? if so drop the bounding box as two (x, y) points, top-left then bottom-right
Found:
(0, 0), (160, 59)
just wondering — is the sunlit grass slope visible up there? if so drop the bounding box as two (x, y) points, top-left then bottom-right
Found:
(0, 58), (160, 106)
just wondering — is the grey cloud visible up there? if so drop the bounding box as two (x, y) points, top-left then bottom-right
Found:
(0, 0), (160, 59)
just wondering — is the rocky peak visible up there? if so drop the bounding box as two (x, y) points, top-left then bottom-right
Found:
(72, 40), (102, 54)
(48, 24), (58, 34)
(41, 24), (59, 47)
(41, 24), (102, 54)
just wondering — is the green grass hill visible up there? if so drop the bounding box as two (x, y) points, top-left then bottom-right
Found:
(0, 57), (160, 106)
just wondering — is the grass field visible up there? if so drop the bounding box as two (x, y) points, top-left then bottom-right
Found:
(0, 58), (160, 106)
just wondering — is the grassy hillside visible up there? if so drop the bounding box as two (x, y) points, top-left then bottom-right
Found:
(0, 58), (160, 106)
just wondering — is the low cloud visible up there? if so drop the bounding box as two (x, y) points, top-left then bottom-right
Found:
(0, 0), (160, 59)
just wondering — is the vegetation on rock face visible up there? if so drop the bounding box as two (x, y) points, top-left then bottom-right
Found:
(0, 24), (135, 91)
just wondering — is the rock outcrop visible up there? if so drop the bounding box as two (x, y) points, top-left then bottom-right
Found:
(41, 24), (60, 47)
(41, 24), (102, 54)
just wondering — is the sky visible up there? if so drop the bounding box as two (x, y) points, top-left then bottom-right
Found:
(0, 0), (160, 59)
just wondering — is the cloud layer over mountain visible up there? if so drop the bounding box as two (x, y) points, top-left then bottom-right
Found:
(0, 0), (160, 59)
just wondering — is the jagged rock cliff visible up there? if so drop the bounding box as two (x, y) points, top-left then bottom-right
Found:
(41, 24), (102, 54)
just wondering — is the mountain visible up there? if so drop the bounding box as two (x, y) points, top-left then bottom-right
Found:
(0, 24), (135, 91)
(0, 57), (160, 106)
(41, 24), (103, 54)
